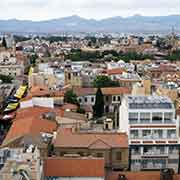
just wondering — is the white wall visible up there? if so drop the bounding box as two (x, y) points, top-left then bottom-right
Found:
(20, 100), (33, 109)
(119, 98), (129, 133)
(32, 97), (54, 108)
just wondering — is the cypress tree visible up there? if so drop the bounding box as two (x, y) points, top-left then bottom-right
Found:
(93, 88), (104, 118)
(2, 37), (7, 49)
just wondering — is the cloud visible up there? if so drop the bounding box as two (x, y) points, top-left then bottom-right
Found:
(0, 0), (180, 20)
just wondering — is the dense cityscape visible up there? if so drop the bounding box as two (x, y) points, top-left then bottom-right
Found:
(1, 1), (180, 180)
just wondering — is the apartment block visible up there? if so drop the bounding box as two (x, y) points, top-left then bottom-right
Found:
(119, 95), (179, 172)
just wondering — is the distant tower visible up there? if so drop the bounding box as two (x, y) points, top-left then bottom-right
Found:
(170, 26), (176, 50)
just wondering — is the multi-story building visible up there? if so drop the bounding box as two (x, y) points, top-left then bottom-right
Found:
(119, 95), (179, 172)
(65, 69), (83, 87)
(53, 128), (129, 170)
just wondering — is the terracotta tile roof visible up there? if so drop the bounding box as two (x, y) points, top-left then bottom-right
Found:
(88, 139), (111, 149)
(3, 116), (57, 145)
(30, 86), (50, 97)
(73, 87), (97, 96)
(16, 106), (63, 120)
(101, 87), (131, 95)
(50, 90), (64, 97)
(106, 68), (126, 75)
(63, 111), (87, 122)
(106, 171), (180, 180)
(73, 87), (131, 96)
(53, 128), (128, 149)
(82, 105), (93, 112)
(61, 103), (78, 111)
(44, 157), (105, 177)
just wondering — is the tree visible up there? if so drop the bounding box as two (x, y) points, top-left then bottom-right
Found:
(167, 50), (180, 61)
(64, 89), (79, 105)
(0, 74), (13, 83)
(2, 37), (7, 49)
(93, 88), (104, 118)
(30, 54), (38, 66)
(93, 75), (119, 88)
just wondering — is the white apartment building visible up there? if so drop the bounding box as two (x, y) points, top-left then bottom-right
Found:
(119, 95), (179, 172)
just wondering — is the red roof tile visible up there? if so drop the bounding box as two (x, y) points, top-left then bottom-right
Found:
(73, 88), (97, 96)
(61, 103), (78, 111)
(106, 68), (126, 75)
(101, 87), (131, 95)
(30, 86), (50, 97)
(73, 87), (131, 96)
(44, 158), (105, 177)
(3, 117), (57, 145)
(16, 106), (63, 119)
(54, 128), (128, 149)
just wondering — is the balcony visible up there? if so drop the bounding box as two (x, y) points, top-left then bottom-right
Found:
(164, 119), (175, 124)
(129, 119), (138, 124)
(152, 120), (163, 124)
(142, 163), (165, 170)
(131, 150), (141, 156)
(167, 134), (176, 139)
(142, 151), (168, 157)
(139, 119), (151, 124)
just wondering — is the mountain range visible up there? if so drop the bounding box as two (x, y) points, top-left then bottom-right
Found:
(1, 15), (180, 33)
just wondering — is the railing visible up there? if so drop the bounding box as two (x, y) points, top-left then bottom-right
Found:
(142, 151), (168, 157)
(129, 120), (175, 124)
(130, 134), (177, 140)
(142, 163), (165, 169)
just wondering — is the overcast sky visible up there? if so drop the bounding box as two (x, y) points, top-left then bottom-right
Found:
(1, 0), (180, 21)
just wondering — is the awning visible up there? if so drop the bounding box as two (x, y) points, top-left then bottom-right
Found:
(14, 85), (28, 99)
(28, 67), (33, 76)
(4, 102), (19, 112)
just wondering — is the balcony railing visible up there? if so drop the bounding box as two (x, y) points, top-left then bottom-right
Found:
(142, 151), (168, 157)
(142, 163), (165, 169)
(130, 134), (177, 140)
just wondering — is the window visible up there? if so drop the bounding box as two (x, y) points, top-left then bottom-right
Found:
(153, 130), (163, 139)
(91, 97), (94, 102)
(68, 73), (71, 80)
(164, 112), (173, 122)
(105, 106), (109, 113)
(106, 96), (109, 102)
(129, 112), (138, 123)
(97, 152), (103, 157)
(131, 147), (140, 155)
(142, 130), (151, 138)
(113, 96), (116, 101)
(152, 112), (163, 122)
(130, 130), (139, 139)
(167, 129), (176, 139)
(116, 152), (122, 161)
(84, 97), (87, 102)
(140, 112), (150, 123)
(169, 146), (178, 154)
(118, 96), (121, 101)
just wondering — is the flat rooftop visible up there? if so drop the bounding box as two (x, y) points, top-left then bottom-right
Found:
(127, 96), (174, 109)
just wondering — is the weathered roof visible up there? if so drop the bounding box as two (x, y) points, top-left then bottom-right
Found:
(53, 128), (128, 149)
(44, 157), (105, 177)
